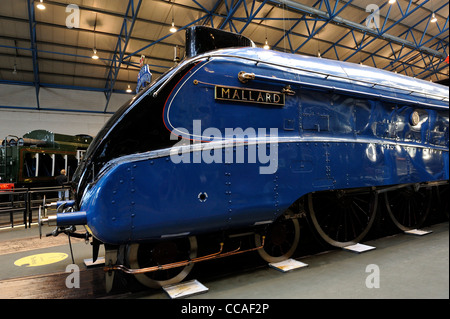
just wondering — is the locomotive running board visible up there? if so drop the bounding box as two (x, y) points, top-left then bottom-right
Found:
(104, 236), (266, 275)
(376, 181), (449, 194)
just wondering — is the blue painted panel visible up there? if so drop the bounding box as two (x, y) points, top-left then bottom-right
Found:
(81, 164), (133, 244)
(72, 46), (448, 246)
(80, 138), (448, 244)
(163, 58), (300, 141)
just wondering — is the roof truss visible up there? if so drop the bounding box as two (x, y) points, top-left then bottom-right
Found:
(0, 0), (448, 113)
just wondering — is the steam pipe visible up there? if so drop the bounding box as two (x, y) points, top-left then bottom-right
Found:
(40, 211), (87, 228)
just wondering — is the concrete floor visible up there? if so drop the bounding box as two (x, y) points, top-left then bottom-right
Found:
(137, 221), (449, 299)
(0, 221), (448, 299)
(0, 224), (99, 281)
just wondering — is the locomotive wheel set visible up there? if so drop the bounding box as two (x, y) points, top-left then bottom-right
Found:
(39, 27), (448, 292)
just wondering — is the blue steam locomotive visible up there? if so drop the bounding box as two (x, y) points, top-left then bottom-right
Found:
(41, 26), (449, 291)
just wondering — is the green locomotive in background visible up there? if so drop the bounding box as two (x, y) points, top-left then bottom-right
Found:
(0, 130), (92, 190)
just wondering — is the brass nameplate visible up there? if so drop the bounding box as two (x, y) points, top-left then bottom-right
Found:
(215, 85), (285, 106)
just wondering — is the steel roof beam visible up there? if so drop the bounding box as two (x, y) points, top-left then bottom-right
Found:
(207, 0), (226, 28)
(122, 13), (209, 61)
(378, 21), (448, 80)
(104, 0), (143, 113)
(385, 31), (448, 75)
(0, 104), (115, 115)
(0, 66), (139, 87)
(26, 0), (40, 110)
(419, 58), (450, 80)
(0, 14), (187, 55)
(343, 0), (434, 62)
(271, 0), (321, 53)
(0, 43), (168, 73)
(361, 2), (448, 68)
(268, 0), (447, 59)
(0, 51), (165, 79)
(0, 78), (127, 95)
(293, 0), (353, 54)
(219, 0), (241, 31)
(4, 0), (447, 100)
(321, 1), (389, 58)
(236, 0), (268, 33)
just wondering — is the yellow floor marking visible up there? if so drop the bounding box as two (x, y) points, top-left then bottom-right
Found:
(14, 252), (68, 267)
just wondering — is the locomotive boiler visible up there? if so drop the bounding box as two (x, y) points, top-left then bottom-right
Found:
(40, 26), (449, 291)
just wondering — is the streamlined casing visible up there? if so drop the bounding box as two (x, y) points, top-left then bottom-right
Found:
(73, 47), (448, 245)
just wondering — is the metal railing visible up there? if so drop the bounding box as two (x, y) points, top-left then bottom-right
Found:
(0, 186), (71, 229)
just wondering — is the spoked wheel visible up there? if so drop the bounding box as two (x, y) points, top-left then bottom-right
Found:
(127, 236), (197, 288)
(384, 186), (432, 231)
(255, 210), (300, 263)
(308, 190), (378, 247)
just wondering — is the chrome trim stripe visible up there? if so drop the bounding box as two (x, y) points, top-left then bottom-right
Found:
(102, 136), (448, 171)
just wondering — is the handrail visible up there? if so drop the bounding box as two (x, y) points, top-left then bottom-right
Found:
(153, 51), (448, 105)
(209, 53), (449, 101)
(234, 71), (446, 109)
(0, 185), (71, 229)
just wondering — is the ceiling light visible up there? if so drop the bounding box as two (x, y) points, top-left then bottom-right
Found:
(126, 85), (133, 93)
(92, 48), (99, 60)
(170, 20), (177, 33)
(37, 0), (46, 10)
(431, 13), (437, 23)
(12, 64), (17, 75)
(263, 38), (270, 50)
(388, 0), (396, 4)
